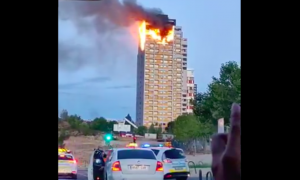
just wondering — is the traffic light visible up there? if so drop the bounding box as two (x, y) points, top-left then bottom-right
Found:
(104, 134), (112, 142)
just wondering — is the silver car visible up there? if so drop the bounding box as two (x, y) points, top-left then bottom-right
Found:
(104, 148), (164, 180)
(150, 147), (190, 180)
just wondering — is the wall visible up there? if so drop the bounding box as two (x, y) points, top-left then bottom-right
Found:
(144, 133), (157, 139)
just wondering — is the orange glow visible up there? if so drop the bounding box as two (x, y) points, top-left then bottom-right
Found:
(138, 21), (174, 51)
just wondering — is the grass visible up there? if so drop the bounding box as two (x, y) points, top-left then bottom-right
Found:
(188, 162), (211, 169)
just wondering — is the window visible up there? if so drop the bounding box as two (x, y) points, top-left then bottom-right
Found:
(163, 149), (185, 159)
(58, 154), (74, 160)
(118, 150), (156, 160)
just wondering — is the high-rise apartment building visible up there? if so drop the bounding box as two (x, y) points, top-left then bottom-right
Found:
(194, 83), (198, 96)
(186, 69), (195, 114)
(136, 15), (188, 127)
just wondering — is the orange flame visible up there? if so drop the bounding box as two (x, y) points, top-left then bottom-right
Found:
(138, 21), (174, 51)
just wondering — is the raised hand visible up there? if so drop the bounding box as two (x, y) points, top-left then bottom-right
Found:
(211, 103), (241, 180)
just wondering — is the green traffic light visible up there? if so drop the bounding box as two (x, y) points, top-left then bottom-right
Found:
(104, 134), (112, 141)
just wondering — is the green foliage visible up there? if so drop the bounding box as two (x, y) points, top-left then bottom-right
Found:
(67, 115), (82, 129)
(58, 130), (70, 146)
(78, 123), (92, 136)
(58, 110), (118, 137)
(173, 114), (201, 141)
(165, 121), (174, 133)
(148, 124), (156, 133)
(193, 61), (241, 126)
(135, 126), (147, 136)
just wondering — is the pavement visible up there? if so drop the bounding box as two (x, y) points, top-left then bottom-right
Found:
(58, 169), (213, 180)
(58, 169), (87, 180)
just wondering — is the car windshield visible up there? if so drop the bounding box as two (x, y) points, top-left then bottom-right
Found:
(164, 149), (185, 159)
(58, 154), (74, 160)
(118, 149), (156, 160)
(151, 149), (159, 155)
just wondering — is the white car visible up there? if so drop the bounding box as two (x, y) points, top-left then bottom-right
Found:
(104, 148), (164, 180)
(58, 153), (78, 179)
(150, 147), (190, 180)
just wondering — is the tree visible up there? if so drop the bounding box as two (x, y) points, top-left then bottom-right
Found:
(135, 126), (147, 136)
(67, 114), (82, 129)
(148, 123), (156, 133)
(60, 109), (69, 120)
(90, 117), (109, 132)
(207, 61), (240, 125)
(173, 114), (201, 141)
(107, 121), (118, 132)
(193, 61), (240, 126)
(58, 130), (70, 147)
(165, 121), (174, 133)
(78, 123), (92, 136)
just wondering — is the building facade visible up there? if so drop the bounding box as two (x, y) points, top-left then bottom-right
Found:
(186, 69), (195, 114)
(194, 83), (198, 96)
(136, 17), (188, 127)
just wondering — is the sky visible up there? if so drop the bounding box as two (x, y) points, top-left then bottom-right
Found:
(58, 0), (241, 120)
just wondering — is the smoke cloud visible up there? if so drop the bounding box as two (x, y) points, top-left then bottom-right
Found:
(59, 0), (166, 71)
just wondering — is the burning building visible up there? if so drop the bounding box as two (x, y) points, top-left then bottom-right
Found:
(135, 15), (188, 127)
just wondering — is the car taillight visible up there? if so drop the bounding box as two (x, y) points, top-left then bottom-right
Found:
(156, 161), (163, 171)
(163, 159), (172, 163)
(112, 161), (122, 171)
(73, 159), (77, 164)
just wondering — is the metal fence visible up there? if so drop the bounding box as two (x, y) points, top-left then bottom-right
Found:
(172, 138), (211, 154)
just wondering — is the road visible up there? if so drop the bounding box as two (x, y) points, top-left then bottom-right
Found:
(58, 170), (87, 180)
(58, 170), (211, 180)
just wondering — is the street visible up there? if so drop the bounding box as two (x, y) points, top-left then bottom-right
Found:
(58, 170), (211, 180)
(58, 170), (87, 180)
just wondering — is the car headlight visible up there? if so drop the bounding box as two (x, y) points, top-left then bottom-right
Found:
(95, 159), (101, 163)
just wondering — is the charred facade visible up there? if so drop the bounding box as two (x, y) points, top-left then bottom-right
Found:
(146, 14), (176, 39)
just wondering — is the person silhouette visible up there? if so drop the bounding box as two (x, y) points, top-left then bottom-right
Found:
(211, 103), (241, 180)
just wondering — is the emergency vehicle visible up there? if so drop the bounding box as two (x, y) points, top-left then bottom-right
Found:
(125, 142), (138, 148)
(58, 148), (78, 179)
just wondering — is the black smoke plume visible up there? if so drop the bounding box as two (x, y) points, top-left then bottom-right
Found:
(59, 0), (168, 70)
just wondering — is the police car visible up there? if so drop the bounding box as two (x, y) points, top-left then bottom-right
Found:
(150, 147), (190, 180)
(58, 148), (78, 179)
